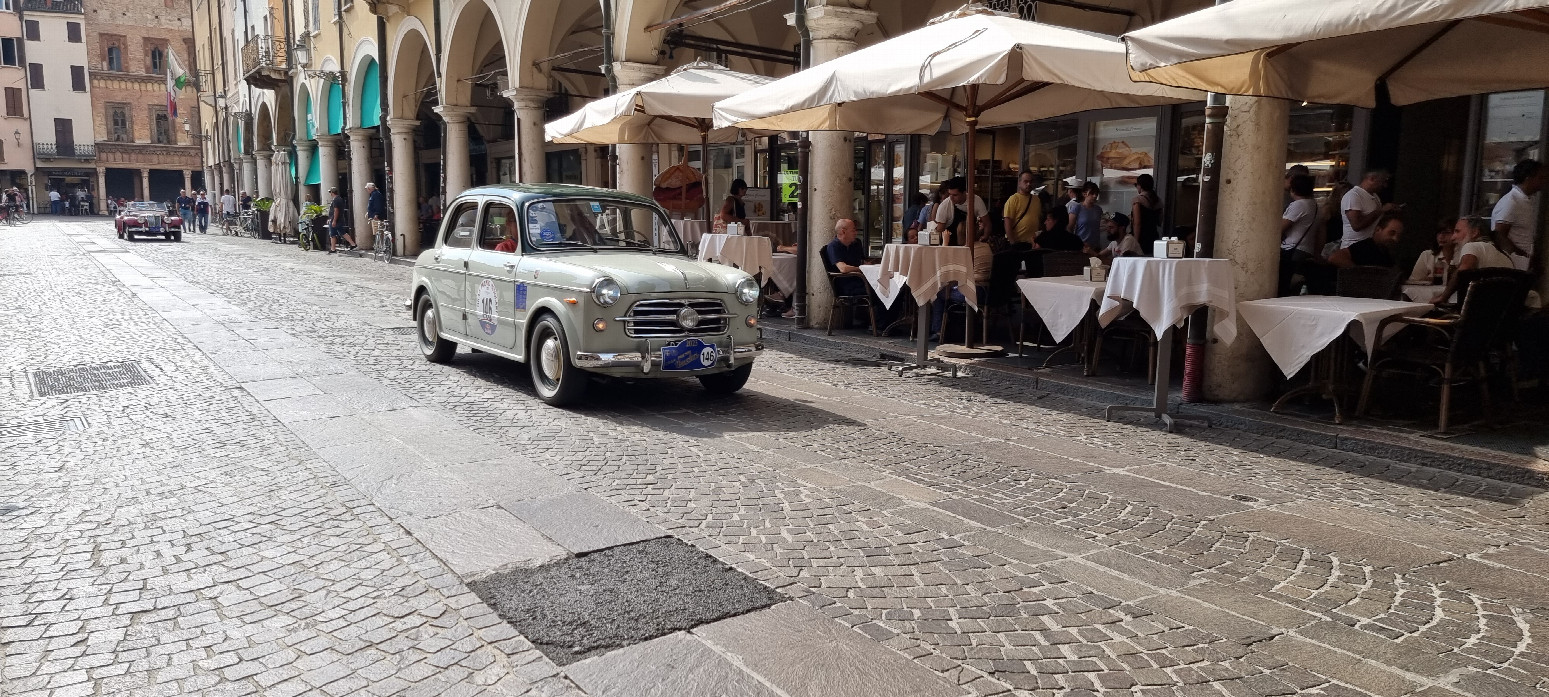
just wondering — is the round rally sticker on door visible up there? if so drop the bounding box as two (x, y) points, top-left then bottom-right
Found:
(477, 279), (498, 335)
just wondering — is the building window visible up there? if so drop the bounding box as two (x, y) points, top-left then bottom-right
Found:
(27, 63), (42, 90)
(109, 106), (129, 142)
(4, 87), (21, 117)
(150, 48), (164, 74)
(0, 139), (7, 163)
(152, 110), (171, 144)
(66, 22), (82, 43)
(106, 45), (122, 71)
(70, 66), (85, 92)
(0, 38), (16, 67)
(310, 0), (320, 32)
(23, 20), (38, 42)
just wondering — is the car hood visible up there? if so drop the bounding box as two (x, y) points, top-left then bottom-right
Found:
(552, 254), (749, 294)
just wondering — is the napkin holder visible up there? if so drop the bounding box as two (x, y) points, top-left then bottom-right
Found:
(726, 222), (743, 236)
(1082, 257), (1108, 282)
(1153, 237), (1185, 259)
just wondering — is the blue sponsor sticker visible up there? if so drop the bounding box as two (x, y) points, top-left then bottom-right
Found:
(661, 338), (718, 372)
(539, 223), (559, 242)
(589, 201), (603, 213)
(514, 282), (528, 311)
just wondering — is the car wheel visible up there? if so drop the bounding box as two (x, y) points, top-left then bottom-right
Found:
(698, 363), (753, 395)
(416, 295), (457, 364)
(116, 228), (123, 239)
(172, 231), (182, 242)
(529, 315), (587, 406)
(125, 231), (133, 241)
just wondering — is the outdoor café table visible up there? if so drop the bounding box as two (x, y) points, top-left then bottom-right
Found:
(769, 252), (798, 296)
(1097, 257), (1237, 432)
(1402, 283), (1453, 304)
(750, 221), (795, 247)
(1015, 276), (1106, 373)
(1238, 295), (1432, 423)
(878, 244), (977, 365)
(698, 233), (775, 278)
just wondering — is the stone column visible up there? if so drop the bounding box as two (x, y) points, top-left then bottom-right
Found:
(504, 88), (552, 184)
(240, 155), (258, 197)
(434, 106), (476, 197)
(254, 150), (273, 199)
(611, 62), (667, 197)
(315, 134), (341, 201)
(1204, 95), (1290, 402)
(294, 141), (315, 210)
(182, 169), (193, 194)
(388, 118), (420, 255)
(789, 5), (877, 329)
(96, 168), (107, 214)
(346, 128), (375, 248)
(140, 168), (151, 201)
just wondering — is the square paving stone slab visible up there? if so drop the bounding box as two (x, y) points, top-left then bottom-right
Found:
(564, 632), (781, 697)
(501, 491), (665, 554)
(468, 536), (786, 666)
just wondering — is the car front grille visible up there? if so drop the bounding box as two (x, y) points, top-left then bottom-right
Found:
(143, 215), (162, 228)
(619, 299), (733, 338)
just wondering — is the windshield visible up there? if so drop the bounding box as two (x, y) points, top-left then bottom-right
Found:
(128, 203), (164, 213)
(524, 199), (684, 254)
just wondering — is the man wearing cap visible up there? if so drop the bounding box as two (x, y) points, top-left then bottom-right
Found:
(327, 187), (355, 254)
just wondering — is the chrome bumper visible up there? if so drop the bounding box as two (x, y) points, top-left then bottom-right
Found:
(575, 342), (763, 371)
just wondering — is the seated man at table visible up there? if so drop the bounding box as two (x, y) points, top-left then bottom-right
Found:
(1328, 212), (1403, 269)
(1034, 211), (1085, 252)
(824, 219), (891, 327)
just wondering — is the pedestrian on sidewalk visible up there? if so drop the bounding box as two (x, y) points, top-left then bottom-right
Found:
(365, 183), (386, 252)
(220, 189), (237, 223)
(240, 190), (253, 211)
(176, 190), (194, 228)
(48, 188), (61, 215)
(327, 187), (354, 254)
(195, 192), (210, 233)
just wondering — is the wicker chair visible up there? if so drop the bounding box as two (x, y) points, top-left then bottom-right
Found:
(1357, 276), (1520, 432)
(1336, 265), (1402, 299)
(820, 245), (878, 336)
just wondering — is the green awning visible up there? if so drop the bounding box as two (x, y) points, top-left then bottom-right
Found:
(304, 148), (320, 185)
(327, 82), (343, 135)
(359, 60), (381, 128)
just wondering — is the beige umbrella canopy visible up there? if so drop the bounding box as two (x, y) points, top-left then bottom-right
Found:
(1124, 0), (1549, 107)
(546, 61), (773, 145)
(269, 150), (297, 241)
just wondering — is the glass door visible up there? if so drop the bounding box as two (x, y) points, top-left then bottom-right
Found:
(1474, 90), (1544, 214)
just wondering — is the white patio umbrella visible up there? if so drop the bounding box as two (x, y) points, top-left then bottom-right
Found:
(1124, 0), (1549, 107)
(713, 8), (1201, 242)
(269, 150), (297, 243)
(547, 61), (773, 222)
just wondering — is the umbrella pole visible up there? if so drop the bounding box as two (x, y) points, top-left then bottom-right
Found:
(963, 100), (978, 349)
(700, 128), (711, 225)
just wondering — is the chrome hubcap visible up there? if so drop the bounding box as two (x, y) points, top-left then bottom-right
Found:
(539, 336), (562, 382)
(421, 306), (438, 345)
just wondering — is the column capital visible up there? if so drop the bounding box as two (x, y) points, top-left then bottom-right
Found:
(502, 88), (551, 112)
(786, 6), (877, 41)
(432, 105), (477, 123)
(294, 140), (316, 153)
(386, 118), (419, 135)
(254, 149), (274, 158)
(344, 127), (376, 140)
(611, 62), (666, 90)
(237, 154), (255, 163)
(314, 134), (342, 147)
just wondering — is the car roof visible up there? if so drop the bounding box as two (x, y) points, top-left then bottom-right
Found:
(454, 184), (658, 207)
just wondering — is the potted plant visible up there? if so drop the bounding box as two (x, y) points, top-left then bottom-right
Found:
(253, 197), (274, 239)
(302, 203), (327, 249)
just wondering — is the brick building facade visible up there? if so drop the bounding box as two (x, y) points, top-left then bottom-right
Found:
(85, 0), (200, 204)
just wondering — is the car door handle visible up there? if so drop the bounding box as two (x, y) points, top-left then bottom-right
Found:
(503, 261), (518, 271)
(433, 253), (442, 263)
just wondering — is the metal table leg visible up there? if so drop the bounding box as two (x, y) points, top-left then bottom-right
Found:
(1104, 325), (1210, 432)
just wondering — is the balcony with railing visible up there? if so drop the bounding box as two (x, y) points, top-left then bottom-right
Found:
(240, 35), (290, 91)
(21, 0), (85, 13)
(35, 142), (96, 160)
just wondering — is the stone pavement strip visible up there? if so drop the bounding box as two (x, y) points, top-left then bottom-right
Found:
(2, 218), (1547, 697)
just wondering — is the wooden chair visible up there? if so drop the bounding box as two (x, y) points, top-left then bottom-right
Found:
(1357, 276), (1520, 432)
(820, 245), (878, 336)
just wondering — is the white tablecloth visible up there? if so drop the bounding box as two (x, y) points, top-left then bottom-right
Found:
(1238, 296), (1434, 378)
(878, 244), (978, 310)
(769, 252), (798, 295)
(860, 264), (908, 309)
(1016, 276), (1107, 343)
(1097, 258), (1238, 344)
(699, 234), (774, 277)
(1402, 283), (1452, 304)
(677, 219), (711, 247)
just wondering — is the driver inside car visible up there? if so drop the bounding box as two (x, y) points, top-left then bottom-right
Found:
(493, 214), (518, 253)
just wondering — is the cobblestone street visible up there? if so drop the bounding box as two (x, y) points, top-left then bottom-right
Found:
(3, 218), (1548, 697)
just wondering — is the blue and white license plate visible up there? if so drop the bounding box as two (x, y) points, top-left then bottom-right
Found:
(661, 338), (719, 371)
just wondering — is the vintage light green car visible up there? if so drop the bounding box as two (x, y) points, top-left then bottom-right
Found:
(408, 184), (763, 405)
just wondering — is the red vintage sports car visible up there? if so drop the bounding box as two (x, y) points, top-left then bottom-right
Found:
(116, 201), (183, 242)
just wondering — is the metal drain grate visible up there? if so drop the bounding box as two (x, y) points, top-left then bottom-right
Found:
(382, 327), (418, 335)
(29, 362), (153, 397)
(0, 416), (87, 439)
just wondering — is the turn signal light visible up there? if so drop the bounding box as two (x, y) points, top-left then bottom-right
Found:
(592, 319), (607, 332)
(745, 315), (757, 328)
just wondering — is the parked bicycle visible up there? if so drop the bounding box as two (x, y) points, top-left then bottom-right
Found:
(297, 219), (314, 252)
(239, 210), (260, 238)
(371, 221), (394, 262)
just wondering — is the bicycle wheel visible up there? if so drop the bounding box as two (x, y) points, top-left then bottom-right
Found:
(298, 225), (313, 252)
(12, 208), (29, 224)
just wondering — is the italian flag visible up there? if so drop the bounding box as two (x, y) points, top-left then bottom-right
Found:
(167, 49), (188, 119)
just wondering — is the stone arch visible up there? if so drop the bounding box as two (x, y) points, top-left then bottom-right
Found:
(349, 38), (382, 128)
(388, 17), (437, 119)
(254, 100), (275, 151)
(441, 0), (508, 106)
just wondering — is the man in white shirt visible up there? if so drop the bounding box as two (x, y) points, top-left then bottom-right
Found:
(1340, 170), (1398, 248)
(220, 189), (237, 219)
(48, 188), (61, 215)
(932, 176), (989, 246)
(1491, 159), (1541, 272)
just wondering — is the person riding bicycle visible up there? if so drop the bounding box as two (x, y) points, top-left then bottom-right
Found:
(364, 182), (386, 249)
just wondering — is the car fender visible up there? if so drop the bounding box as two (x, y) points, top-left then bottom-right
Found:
(519, 296), (579, 362)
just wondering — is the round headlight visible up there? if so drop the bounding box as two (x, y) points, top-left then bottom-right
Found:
(735, 277), (760, 305)
(592, 278), (621, 307)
